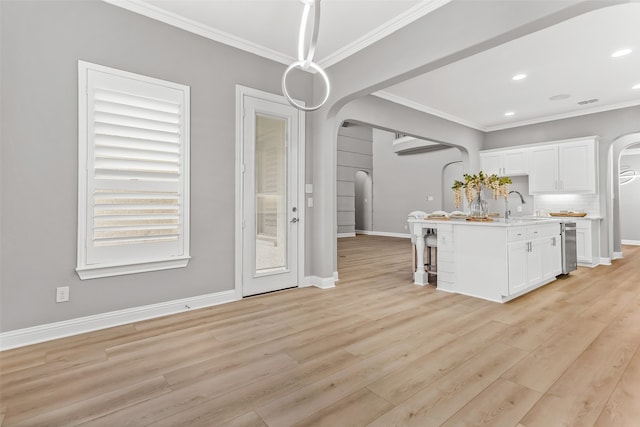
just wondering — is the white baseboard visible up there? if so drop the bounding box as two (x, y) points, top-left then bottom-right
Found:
(333, 271), (339, 282)
(302, 275), (336, 289)
(622, 240), (640, 246)
(337, 232), (356, 238)
(0, 289), (240, 351)
(599, 257), (612, 266)
(356, 230), (411, 239)
(613, 251), (624, 260)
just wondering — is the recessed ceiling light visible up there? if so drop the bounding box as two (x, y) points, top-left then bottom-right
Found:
(611, 48), (632, 58)
(633, 83), (640, 90)
(549, 94), (571, 101)
(504, 112), (515, 117)
(512, 74), (527, 81)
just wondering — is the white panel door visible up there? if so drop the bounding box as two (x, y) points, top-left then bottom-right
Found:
(542, 235), (562, 280)
(508, 241), (528, 295)
(242, 95), (300, 296)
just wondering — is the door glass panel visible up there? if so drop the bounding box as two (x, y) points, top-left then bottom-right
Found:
(255, 114), (287, 273)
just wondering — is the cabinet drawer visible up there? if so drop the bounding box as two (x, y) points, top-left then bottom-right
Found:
(527, 227), (543, 239)
(508, 227), (527, 241)
(541, 224), (561, 237)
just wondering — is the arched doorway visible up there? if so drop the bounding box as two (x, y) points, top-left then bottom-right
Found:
(442, 161), (463, 212)
(619, 143), (640, 245)
(354, 170), (373, 233)
(609, 132), (640, 259)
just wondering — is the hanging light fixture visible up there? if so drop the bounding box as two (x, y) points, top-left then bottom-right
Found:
(619, 166), (638, 185)
(281, 0), (331, 111)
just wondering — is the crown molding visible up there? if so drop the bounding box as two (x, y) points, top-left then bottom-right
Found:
(102, 0), (295, 66)
(374, 91), (485, 131)
(104, 0), (448, 72)
(376, 91), (640, 134)
(484, 99), (640, 132)
(318, 0), (451, 69)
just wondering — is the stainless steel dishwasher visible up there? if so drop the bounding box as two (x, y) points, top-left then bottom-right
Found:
(561, 222), (578, 274)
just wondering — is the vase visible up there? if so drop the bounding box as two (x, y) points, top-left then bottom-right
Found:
(469, 191), (488, 218)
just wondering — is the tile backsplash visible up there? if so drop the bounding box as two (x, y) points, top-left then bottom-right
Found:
(534, 194), (601, 216)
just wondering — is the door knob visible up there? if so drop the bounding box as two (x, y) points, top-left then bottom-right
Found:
(291, 217), (299, 223)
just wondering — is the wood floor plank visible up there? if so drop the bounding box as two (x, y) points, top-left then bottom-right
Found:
(595, 347), (640, 427)
(254, 332), (457, 426)
(6, 376), (171, 427)
(367, 343), (528, 426)
(501, 318), (608, 393)
(367, 320), (510, 405)
(520, 293), (640, 427)
(219, 411), (268, 427)
(440, 378), (541, 427)
(0, 237), (638, 427)
(87, 350), (360, 426)
(292, 388), (393, 427)
(497, 309), (570, 352)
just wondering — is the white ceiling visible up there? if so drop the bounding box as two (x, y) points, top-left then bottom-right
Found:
(110, 0), (640, 132)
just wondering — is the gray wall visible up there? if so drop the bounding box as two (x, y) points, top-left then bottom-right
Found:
(0, 0), (312, 331)
(484, 106), (640, 257)
(336, 124), (372, 235)
(372, 129), (462, 234)
(620, 153), (640, 242)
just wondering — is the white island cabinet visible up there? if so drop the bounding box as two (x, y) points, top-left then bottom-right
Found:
(408, 218), (562, 303)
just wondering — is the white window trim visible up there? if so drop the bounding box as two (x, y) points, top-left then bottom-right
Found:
(77, 61), (190, 280)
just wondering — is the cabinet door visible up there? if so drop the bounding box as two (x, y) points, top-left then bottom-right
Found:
(558, 141), (596, 193)
(480, 152), (502, 175)
(508, 241), (528, 294)
(576, 222), (592, 264)
(542, 235), (562, 280)
(527, 239), (544, 286)
(529, 146), (559, 193)
(503, 150), (528, 175)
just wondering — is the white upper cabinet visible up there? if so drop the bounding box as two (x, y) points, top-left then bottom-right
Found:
(529, 137), (598, 194)
(480, 148), (528, 176)
(529, 145), (559, 193)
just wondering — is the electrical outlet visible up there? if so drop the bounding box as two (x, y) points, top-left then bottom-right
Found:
(56, 286), (70, 303)
(517, 206), (523, 212)
(427, 195), (434, 201)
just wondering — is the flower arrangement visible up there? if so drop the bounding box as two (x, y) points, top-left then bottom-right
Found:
(452, 171), (512, 208)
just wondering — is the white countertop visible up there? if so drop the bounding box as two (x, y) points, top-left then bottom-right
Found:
(407, 217), (561, 227)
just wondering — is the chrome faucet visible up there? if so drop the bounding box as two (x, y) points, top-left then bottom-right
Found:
(505, 190), (526, 219)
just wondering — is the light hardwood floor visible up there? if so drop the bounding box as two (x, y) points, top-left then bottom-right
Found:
(1, 235), (639, 426)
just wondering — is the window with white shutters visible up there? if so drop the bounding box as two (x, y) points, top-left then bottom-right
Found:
(77, 61), (190, 279)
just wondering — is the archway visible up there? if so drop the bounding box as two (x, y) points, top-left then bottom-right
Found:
(609, 132), (640, 259)
(354, 171), (373, 233)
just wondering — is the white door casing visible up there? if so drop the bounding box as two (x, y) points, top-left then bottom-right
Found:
(235, 86), (305, 297)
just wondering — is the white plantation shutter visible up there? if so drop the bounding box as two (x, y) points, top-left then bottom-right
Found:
(77, 61), (190, 279)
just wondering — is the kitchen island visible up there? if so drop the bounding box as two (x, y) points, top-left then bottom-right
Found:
(408, 217), (563, 302)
